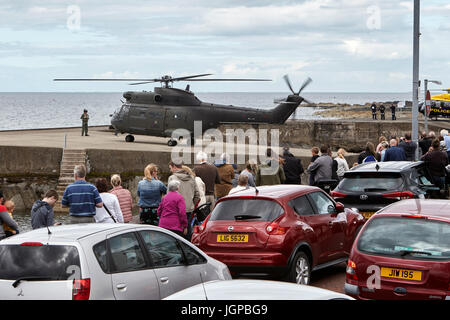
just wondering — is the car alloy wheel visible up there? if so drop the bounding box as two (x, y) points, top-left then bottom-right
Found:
(290, 252), (311, 285)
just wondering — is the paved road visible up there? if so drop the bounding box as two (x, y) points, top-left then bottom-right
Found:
(310, 262), (346, 294)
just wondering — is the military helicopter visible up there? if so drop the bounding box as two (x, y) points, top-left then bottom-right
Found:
(54, 74), (312, 146)
(419, 88), (450, 120)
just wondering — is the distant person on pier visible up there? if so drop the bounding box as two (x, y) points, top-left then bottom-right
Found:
(110, 174), (133, 223)
(94, 178), (124, 223)
(371, 103), (377, 120)
(61, 164), (103, 224)
(81, 109), (89, 136)
(0, 191), (19, 240)
(31, 190), (59, 230)
(390, 104), (396, 120)
(379, 104), (385, 120)
(138, 164), (167, 226)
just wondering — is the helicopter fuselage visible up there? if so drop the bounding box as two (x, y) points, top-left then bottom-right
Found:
(111, 87), (302, 139)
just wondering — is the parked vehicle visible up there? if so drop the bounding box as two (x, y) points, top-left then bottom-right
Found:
(191, 185), (364, 284)
(331, 161), (439, 220)
(0, 224), (231, 300)
(165, 279), (354, 300)
(345, 199), (450, 300)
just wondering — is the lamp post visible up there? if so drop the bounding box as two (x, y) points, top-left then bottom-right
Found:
(412, 0), (420, 161)
(423, 79), (442, 133)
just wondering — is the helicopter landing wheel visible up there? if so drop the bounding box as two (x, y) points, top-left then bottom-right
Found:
(168, 139), (177, 147)
(125, 134), (135, 142)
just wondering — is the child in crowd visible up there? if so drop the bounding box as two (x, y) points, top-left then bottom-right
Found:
(3, 200), (16, 237)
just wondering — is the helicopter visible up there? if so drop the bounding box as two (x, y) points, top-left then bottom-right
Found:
(54, 74), (312, 146)
(419, 88), (450, 120)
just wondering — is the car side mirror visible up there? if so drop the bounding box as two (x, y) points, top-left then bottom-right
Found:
(336, 202), (345, 213)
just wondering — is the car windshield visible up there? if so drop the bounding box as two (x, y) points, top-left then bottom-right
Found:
(357, 217), (450, 260)
(0, 245), (81, 280)
(210, 199), (284, 222)
(340, 173), (403, 192)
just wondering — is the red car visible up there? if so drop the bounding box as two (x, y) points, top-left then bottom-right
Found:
(191, 185), (364, 284)
(345, 199), (450, 300)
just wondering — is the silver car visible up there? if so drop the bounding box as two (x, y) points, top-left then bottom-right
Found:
(0, 224), (231, 300)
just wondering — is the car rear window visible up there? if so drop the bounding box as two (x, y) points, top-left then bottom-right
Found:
(210, 199), (284, 221)
(0, 245), (81, 280)
(340, 173), (403, 192)
(357, 217), (450, 260)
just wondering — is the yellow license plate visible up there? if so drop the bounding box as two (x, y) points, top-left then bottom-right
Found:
(217, 234), (248, 243)
(360, 212), (374, 219)
(381, 267), (422, 281)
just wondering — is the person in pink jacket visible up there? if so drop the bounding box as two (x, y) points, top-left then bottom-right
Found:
(157, 180), (187, 238)
(109, 174), (133, 223)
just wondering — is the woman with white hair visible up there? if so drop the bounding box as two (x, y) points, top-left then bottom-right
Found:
(157, 180), (187, 237)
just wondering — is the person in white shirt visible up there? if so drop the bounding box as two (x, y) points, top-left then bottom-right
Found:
(95, 178), (124, 223)
(229, 174), (250, 195)
(334, 148), (349, 181)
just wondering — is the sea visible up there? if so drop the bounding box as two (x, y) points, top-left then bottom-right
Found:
(0, 92), (412, 131)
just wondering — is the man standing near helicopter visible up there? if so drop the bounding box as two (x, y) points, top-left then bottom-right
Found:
(81, 109), (89, 136)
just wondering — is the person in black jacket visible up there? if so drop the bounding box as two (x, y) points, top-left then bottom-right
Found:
(282, 147), (304, 184)
(379, 104), (385, 120)
(371, 103), (377, 120)
(421, 139), (449, 192)
(31, 190), (59, 230)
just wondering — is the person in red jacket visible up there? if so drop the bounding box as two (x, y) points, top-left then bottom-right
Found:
(109, 174), (133, 223)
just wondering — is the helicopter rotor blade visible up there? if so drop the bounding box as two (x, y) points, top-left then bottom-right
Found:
(171, 73), (213, 81)
(129, 81), (159, 85)
(186, 78), (271, 82)
(53, 78), (156, 81)
(297, 77), (312, 95)
(283, 75), (295, 95)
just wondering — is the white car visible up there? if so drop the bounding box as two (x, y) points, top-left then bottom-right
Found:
(0, 224), (231, 300)
(164, 279), (354, 300)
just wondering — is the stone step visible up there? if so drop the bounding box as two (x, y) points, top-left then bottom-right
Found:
(61, 160), (86, 165)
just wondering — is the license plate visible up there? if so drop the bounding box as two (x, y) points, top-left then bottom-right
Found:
(360, 211), (374, 219)
(217, 234), (248, 243)
(381, 267), (422, 281)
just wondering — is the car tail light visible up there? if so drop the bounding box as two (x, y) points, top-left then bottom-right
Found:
(72, 279), (91, 300)
(382, 191), (415, 200)
(346, 260), (358, 281)
(266, 221), (288, 235)
(20, 242), (43, 246)
(330, 191), (347, 198)
(193, 215), (210, 234)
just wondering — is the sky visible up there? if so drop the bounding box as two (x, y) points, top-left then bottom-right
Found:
(0, 0), (449, 92)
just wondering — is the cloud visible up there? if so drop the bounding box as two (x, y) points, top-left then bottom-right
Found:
(341, 38), (411, 60)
